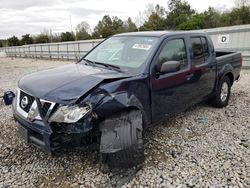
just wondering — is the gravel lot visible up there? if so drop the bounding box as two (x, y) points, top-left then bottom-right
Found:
(0, 57), (250, 187)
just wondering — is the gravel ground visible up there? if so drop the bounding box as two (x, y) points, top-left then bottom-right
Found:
(0, 57), (250, 187)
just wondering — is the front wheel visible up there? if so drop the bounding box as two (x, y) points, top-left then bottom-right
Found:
(210, 76), (231, 108)
(99, 110), (144, 169)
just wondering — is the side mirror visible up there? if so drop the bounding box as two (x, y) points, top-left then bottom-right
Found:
(159, 61), (181, 74)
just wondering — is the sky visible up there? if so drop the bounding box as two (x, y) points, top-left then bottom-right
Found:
(0, 0), (236, 39)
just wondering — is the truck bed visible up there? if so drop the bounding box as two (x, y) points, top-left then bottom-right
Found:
(216, 51), (241, 81)
(216, 51), (240, 59)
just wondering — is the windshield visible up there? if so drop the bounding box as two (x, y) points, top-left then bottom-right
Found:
(83, 36), (159, 73)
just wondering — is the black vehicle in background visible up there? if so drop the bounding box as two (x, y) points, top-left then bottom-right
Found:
(12, 31), (242, 168)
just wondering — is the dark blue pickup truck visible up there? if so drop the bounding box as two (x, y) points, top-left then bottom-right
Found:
(11, 31), (242, 169)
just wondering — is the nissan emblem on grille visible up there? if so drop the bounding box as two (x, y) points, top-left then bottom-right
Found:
(21, 96), (29, 109)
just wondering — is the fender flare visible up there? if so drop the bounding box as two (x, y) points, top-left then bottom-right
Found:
(215, 64), (234, 90)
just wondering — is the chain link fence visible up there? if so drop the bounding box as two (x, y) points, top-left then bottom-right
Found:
(0, 39), (103, 60)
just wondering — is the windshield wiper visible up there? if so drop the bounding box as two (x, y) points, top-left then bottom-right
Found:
(82, 58), (122, 72)
(82, 58), (95, 65)
(95, 61), (121, 70)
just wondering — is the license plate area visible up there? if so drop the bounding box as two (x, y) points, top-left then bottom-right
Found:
(16, 122), (28, 143)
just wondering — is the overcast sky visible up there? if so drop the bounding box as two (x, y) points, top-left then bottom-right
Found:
(0, 0), (236, 39)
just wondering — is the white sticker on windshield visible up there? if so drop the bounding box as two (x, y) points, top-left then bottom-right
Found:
(132, 44), (152, 50)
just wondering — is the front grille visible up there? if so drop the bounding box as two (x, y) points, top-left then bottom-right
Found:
(19, 91), (35, 113)
(40, 102), (51, 118)
(17, 89), (56, 120)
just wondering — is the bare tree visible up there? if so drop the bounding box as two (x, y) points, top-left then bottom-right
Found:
(235, 0), (250, 7)
(76, 21), (91, 34)
(135, 3), (155, 28)
(75, 21), (91, 40)
(135, 11), (144, 28)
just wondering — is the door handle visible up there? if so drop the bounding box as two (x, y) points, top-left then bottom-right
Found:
(185, 73), (194, 81)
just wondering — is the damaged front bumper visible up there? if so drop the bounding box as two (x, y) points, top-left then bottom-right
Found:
(13, 110), (98, 154)
(12, 88), (100, 154)
(14, 112), (52, 153)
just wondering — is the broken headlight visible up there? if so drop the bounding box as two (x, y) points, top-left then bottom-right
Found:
(48, 103), (92, 123)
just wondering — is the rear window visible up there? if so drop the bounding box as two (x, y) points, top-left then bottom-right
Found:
(191, 36), (210, 65)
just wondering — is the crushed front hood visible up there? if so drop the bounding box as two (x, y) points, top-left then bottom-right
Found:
(18, 63), (129, 104)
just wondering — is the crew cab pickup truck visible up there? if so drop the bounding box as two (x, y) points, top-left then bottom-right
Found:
(11, 31), (242, 168)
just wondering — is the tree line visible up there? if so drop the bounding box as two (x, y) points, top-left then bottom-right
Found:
(0, 0), (250, 47)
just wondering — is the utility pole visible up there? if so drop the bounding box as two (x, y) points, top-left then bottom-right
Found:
(49, 29), (52, 43)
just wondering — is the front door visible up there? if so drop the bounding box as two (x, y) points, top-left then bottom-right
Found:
(150, 36), (194, 122)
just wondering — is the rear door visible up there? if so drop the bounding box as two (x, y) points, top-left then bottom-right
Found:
(188, 36), (217, 105)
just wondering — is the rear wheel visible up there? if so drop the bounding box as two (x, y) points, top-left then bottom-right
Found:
(210, 76), (231, 108)
(99, 110), (144, 169)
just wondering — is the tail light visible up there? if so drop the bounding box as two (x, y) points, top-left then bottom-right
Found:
(240, 55), (243, 67)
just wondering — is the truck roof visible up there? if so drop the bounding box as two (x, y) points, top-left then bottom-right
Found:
(115, 31), (206, 37)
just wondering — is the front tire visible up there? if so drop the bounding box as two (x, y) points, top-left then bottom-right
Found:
(210, 76), (231, 108)
(99, 110), (144, 169)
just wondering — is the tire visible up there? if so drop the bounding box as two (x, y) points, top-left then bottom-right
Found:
(99, 110), (144, 169)
(210, 76), (231, 108)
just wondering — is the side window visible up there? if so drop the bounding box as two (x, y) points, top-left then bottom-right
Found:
(191, 36), (210, 65)
(191, 37), (204, 65)
(201, 37), (209, 61)
(157, 39), (188, 69)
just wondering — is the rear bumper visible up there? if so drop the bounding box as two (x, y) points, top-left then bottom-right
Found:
(13, 110), (96, 154)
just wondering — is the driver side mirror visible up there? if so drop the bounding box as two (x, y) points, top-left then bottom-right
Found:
(158, 61), (181, 74)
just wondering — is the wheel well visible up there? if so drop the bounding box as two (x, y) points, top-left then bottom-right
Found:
(224, 72), (234, 86)
(112, 107), (147, 128)
(125, 107), (148, 126)
(126, 106), (140, 112)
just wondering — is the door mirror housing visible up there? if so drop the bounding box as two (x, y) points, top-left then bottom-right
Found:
(159, 61), (181, 74)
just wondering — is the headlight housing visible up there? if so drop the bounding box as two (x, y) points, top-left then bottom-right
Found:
(48, 103), (92, 123)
